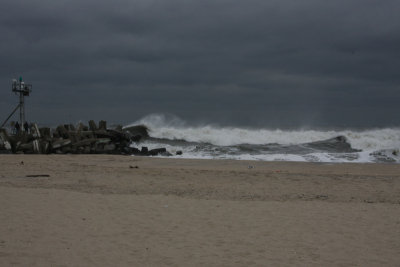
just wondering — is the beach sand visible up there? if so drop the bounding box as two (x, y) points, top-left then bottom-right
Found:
(0, 155), (399, 266)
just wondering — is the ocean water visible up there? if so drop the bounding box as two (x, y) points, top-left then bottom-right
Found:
(125, 114), (400, 163)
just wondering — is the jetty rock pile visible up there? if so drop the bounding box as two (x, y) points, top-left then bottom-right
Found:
(0, 120), (172, 156)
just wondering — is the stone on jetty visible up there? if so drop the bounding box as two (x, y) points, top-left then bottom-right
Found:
(89, 120), (97, 131)
(99, 120), (107, 130)
(123, 125), (149, 139)
(148, 148), (172, 156)
(0, 129), (12, 152)
(0, 120), (170, 156)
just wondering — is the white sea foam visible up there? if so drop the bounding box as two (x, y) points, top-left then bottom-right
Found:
(127, 114), (400, 152)
(126, 114), (400, 163)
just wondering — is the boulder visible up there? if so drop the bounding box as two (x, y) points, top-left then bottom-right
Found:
(99, 120), (107, 130)
(89, 120), (97, 131)
(40, 141), (50, 154)
(0, 130), (12, 151)
(33, 140), (41, 154)
(39, 127), (51, 139)
(104, 143), (116, 151)
(123, 125), (149, 139)
(148, 148), (171, 156)
(56, 125), (69, 139)
(71, 138), (97, 148)
(51, 139), (72, 149)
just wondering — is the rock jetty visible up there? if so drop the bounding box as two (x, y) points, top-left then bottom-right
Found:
(0, 120), (171, 156)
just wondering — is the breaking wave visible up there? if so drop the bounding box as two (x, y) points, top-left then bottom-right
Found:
(126, 114), (400, 163)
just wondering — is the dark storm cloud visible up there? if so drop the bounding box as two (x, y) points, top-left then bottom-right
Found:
(0, 0), (399, 127)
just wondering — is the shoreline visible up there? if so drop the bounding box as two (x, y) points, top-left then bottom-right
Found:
(1, 152), (400, 164)
(1, 154), (399, 202)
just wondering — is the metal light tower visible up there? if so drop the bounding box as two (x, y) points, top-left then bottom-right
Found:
(1, 76), (32, 128)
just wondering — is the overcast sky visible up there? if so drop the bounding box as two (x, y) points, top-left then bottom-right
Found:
(0, 0), (399, 128)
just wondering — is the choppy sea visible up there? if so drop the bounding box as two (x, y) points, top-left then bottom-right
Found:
(125, 114), (400, 163)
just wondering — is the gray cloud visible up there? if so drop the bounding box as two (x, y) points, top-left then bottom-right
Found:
(0, 0), (399, 128)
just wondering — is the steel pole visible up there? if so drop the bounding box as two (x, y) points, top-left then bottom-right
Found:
(1, 104), (20, 128)
(19, 90), (24, 126)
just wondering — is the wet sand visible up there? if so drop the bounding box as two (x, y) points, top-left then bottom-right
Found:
(1, 155), (399, 266)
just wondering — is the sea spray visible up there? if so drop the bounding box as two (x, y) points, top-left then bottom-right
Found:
(127, 114), (400, 163)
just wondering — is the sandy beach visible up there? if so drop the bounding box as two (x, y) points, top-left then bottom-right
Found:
(0, 155), (399, 266)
